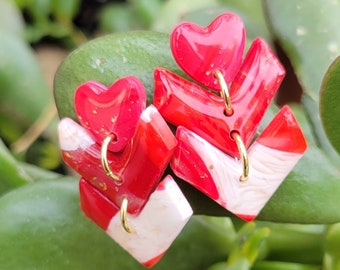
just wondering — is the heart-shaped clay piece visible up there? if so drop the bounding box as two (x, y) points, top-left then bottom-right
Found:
(75, 76), (146, 152)
(170, 13), (246, 91)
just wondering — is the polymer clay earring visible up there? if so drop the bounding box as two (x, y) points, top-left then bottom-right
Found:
(154, 13), (308, 221)
(58, 77), (192, 267)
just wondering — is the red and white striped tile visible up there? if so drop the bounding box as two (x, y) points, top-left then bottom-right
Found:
(79, 175), (193, 268)
(58, 105), (177, 214)
(171, 106), (307, 221)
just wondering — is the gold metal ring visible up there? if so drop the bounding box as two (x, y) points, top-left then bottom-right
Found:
(231, 132), (249, 181)
(120, 197), (133, 233)
(100, 134), (121, 182)
(214, 70), (233, 116)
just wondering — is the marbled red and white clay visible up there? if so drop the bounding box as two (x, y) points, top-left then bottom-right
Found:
(171, 106), (307, 221)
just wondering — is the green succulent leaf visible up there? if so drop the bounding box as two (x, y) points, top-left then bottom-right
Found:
(227, 223), (269, 266)
(324, 223), (340, 270)
(0, 0), (25, 38)
(99, 3), (138, 33)
(252, 261), (320, 270)
(320, 56), (340, 155)
(151, 0), (218, 32)
(0, 179), (233, 270)
(0, 31), (51, 131)
(54, 31), (185, 121)
(0, 139), (31, 195)
(128, 0), (163, 28)
(264, 0), (340, 162)
(264, 0), (340, 101)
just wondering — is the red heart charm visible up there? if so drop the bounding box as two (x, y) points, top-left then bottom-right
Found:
(170, 13), (246, 91)
(75, 76), (146, 152)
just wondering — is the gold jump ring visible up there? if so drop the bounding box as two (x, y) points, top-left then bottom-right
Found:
(120, 197), (133, 233)
(231, 132), (249, 181)
(100, 134), (121, 182)
(214, 70), (233, 116)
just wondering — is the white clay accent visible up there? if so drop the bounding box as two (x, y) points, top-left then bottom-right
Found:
(106, 177), (193, 265)
(58, 118), (95, 151)
(189, 131), (302, 216)
(140, 105), (155, 123)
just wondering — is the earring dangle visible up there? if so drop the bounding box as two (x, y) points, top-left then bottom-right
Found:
(58, 76), (192, 267)
(154, 12), (308, 221)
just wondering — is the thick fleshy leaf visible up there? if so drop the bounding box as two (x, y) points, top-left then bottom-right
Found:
(0, 179), (233, 270)
(264, 0), (340, 161)
(0, 139), (31, 195)
(264, 0), (340, 100)
(0, 32), (51, 129)
(0, 0), (24, 38)
(324, 223), (340, 269)
(320, 56), (340, 155)
(151, 0), (218, 32)
(54, 31), (185, 121)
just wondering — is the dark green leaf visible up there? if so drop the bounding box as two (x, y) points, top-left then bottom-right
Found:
(252, 261), (320, 270)
(258, 222), (325, 264)
(54, 31), (185, 120)
(0, 179), (234, 269)
(324, 223), (340, 270)
(264, 0), (340, 102)
(264, 0), (340, 161)
(99, 3), (138, 33)
(128, 0), (163, 28)
(0, 139), (31, 195)
(320, 56), (340, 154)
(227, 223), (269, 266)
(151, 0), (218, 32)
(51, 0), (81, 20)
(0, 32), (51, 130)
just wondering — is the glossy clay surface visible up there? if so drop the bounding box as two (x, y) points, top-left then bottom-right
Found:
(171, 106), (307, 221)
(155, 38), (285, 157)
(59, 105), (177, 214)
(79, 175), (192, 268)
(75, 77), (146, 153)
(171, 13), (246, 90)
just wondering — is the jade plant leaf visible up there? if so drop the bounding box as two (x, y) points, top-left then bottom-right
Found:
(0, 0), (25, 38)
(264, 0), (340, 100)
(320, 56), (340, 155)
(0, 31), (51, 129)
(263, 0), (340, 161)
(324, 223), (340, 269)
(151, 0), (218, 32)
(54, 31), (185, 121)
(0, 139), (31, 195)
(0, 179), (233, 270)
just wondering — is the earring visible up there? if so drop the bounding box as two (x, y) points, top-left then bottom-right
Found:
(58, 77), (193, 267)
(171, 106), (307, 221)
(154, 12), (308, 221)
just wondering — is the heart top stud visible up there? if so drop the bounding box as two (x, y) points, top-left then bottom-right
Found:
(75, 76), (146, 152)
(170, 13), (246, 91)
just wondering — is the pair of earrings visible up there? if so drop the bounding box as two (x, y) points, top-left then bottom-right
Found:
(58, 13), (307, 268)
